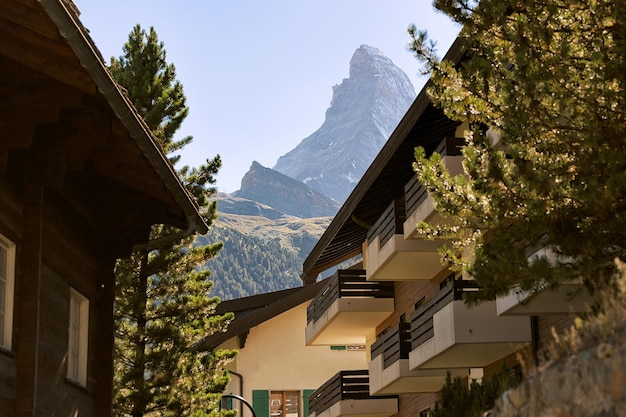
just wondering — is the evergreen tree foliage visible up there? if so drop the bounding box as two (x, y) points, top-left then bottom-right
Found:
(110, 24), (236, 417)
(408, 1), (626, 302)
(432, 368), (520, 417)
(199, 225), (305, 300)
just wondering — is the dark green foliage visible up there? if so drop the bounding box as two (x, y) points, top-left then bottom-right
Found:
(110, 24), (235, 417)
(408, 0), (626, 302)
(110, 25), (190, 164)
(433, 367), (521, 417)
(199, 224), (308, 300)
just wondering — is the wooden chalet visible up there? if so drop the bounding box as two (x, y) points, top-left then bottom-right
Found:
(0, 0), (208, 415)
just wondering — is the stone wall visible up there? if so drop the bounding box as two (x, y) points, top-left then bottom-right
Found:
(491, 328), (626, 417)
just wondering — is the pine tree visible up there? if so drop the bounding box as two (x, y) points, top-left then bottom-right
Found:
(408, 1), (626, 302)
(110, 25), (236, 417)
(432, 366), (520, 417)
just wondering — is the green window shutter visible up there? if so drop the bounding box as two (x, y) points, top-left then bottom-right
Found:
(224, 396), (233, 410)
(252, 390), (270, 417)
(303, 390), (315, 417)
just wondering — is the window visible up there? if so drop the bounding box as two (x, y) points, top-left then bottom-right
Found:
(253, 390), (315, 417)
(271, 391), (299, 417)
(68, 288), (89, 386)
(0, 236), (16, 351)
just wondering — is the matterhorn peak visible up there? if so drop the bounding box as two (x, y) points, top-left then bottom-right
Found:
(348, 45), (394, 78)
(273, 45), (416, 203)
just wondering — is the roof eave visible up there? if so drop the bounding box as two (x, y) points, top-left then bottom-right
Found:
(38, 0), (209, 235)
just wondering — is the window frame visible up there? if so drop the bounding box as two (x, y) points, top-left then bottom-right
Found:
(0, 235), (16, 351)
(67, 287), (89, 386)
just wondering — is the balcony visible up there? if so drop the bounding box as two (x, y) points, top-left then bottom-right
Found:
(496, 282), (591, 316)
(308, 371), (398, 417)
(369, 323), (465, 395)
(365, 199), (444, 281)
(306, 270), (394, 346)
(409, 279), (532, 370)
(496, 247), (592, 315)
(403, 136), (464, 240)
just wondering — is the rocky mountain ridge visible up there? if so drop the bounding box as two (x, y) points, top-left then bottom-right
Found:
(233, 161), (340, 218)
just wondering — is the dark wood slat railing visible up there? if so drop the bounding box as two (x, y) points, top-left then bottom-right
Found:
(405, 136), (465, 218)
(434, 136), (465, 157)
(366, 198), (406, 246)
(307, 269), (394, 324)
(308, 370), (397, 416)
(410, 279), (481, 349)
(371, 322), (411, 369)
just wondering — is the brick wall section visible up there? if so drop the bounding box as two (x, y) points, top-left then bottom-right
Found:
(397, 393), (439, 417)
(376, 270), (450, 333)
(374, 273), (451, 417)
(535, 314), (577, 363)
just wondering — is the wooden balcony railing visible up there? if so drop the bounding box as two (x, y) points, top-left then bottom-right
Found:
(366, 198), (406, 246)
(370, 322), (411, 369)
(306, 269), (394, 324)
(404, 136), (464, 218)
(308, 370), (397, 416)
(410, 278), (482, 349)
(308, 370), (370, 415)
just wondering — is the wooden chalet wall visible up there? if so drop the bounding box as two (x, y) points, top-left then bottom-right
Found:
(0, 1), (205, 416)
(0, 181), (117, 416)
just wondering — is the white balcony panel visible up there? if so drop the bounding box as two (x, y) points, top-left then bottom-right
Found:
(311, 398), (398, 417)
(409, 300), (531, 370)
(496, 283), (591, 316)
(306, 298), (394, 346)
(369, 354), (466, 395)
(366, 235), (444, 281)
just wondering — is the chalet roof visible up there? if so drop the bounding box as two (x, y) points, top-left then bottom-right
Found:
(45, 0), (208, 234)
(301, 38), (465, 284)
(0, 0), (209, 254)
(198, 282), (326, 350)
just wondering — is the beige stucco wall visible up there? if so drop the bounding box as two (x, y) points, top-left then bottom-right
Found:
(222, 302), (367, 417)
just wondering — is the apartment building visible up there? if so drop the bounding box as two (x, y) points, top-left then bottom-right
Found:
(299, 38), (590, 417)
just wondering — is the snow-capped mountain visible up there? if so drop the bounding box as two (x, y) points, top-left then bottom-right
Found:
(272, 44), (416, 202)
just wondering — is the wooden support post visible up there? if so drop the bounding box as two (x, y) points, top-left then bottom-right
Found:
(15, 183), (43, 417)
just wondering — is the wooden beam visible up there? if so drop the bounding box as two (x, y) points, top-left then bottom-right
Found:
(0, 16), (95, 94)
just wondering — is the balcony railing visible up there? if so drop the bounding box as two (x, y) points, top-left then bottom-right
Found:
(371, 322), (411, 369)
(309, 371), (397, 417)
(309, 371), (370, 415)
(410, 279), (481, 350)
(367, 199), (406, 247)
(408, 276), (532, 370)
(307, 269), (394, 324)
(404, 136), (464, 219)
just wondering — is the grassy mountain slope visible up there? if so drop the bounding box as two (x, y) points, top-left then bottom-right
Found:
(199, 212), (331, 300)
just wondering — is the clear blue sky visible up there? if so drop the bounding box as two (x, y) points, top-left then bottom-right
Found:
(77, 1), (459, 193)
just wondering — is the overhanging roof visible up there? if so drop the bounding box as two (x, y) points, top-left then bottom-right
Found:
(198, 282), (326, 350)
(36, 0), (208, 235)
(301, 38), (464, 284)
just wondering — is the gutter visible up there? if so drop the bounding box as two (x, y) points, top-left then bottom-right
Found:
(227, 370), (245, 417)
(37, 0), (209, 235)
(132, 215), (197, 251)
